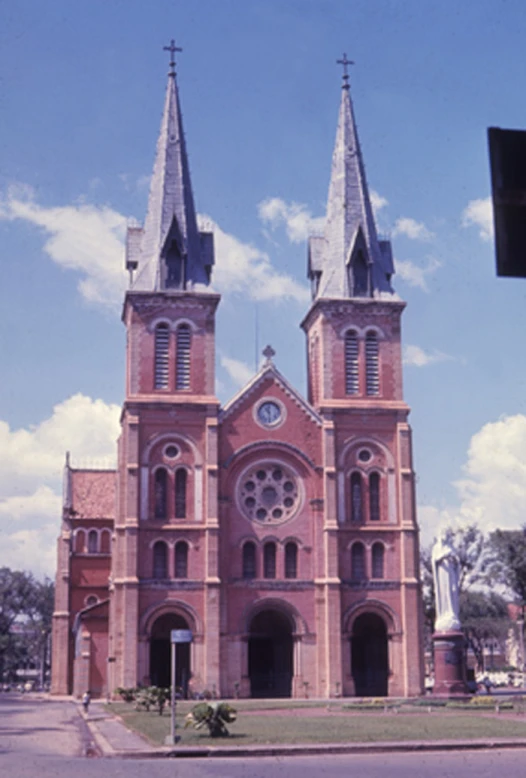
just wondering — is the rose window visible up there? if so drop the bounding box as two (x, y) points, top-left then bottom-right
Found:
(238, 464), (300, 523)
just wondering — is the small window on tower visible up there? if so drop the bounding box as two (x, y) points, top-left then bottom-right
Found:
(175, 541), (188, 578)
(350, 472), (363, 523)
(284, 542), (298, 579)
(176, 325), (191, 390)
(352, 250), (370, 297)
(351, 542), (366, 581)
(369, 472), (380, 521)
(175, 468), (187, 519)
(365, 331), (380, 395)
(154, 468), (168, 520)
(345, 330), (359, 395)
(154, 323), (170, 389)
(153, 541), (168, 579)
(87, 530), (98, 554)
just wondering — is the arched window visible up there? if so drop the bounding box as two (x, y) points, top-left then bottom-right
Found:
(153, 541), (168, 579)
(372, 542), (385, 579)
(365, 331), (379, 395)
(345, 330), (359, 395)
(176, 325), (191, 390)
(154, 323), (170, 389)
(100, 529), (111, 553)
(284, 542), (298, 579)
(264, 542), (276, 579)
(175, 468), (187, 519)
(87, 529), (98, 554)
(352, 250), (369, 297)
(75, 530), (85, 553)
(175, 541), (188, 578)
(351, 542), (366, 581)
(350, 472), (363, 523)
(369, 472), (380, 521)
(242, 542), (257, 579)
(154, 468), (168, 519)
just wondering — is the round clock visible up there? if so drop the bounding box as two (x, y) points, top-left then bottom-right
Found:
(257, 400), (282, 427)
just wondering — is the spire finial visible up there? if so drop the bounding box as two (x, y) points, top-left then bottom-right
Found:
(337, 53), (354, 90)
(163, 38), (182, 77)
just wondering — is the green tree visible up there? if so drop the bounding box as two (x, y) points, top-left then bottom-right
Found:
(486, 529), (526, 603)
(460, 589), (510, 672)
(0, 568), (54, 684)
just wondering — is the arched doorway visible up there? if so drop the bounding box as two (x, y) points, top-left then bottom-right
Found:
(149, 613), (190, 694)
(351, 612), (388, 696)
(248, 609), (293, 698)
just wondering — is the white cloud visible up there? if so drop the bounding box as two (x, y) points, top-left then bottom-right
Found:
(0, 394), (120, 577)
(0, 185), (309, 309)
(257, 197), (325, 243)
(199, 215), (310, 303)
(462, 197), (493, 242)
(393, 217), (434, 241)
(370, 190), (388, 217)
(403, 344), (454, 367)
(418, 414), (526, 546)
(395, 257), (442, 292)
(220, 355), (254, 388)
(0, 185), (128, 310)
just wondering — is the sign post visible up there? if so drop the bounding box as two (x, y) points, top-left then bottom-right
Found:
(165, 629), (192, 746)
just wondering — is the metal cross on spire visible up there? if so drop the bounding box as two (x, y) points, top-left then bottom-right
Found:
(337, 53), (354, 90)
(163, 39), (182, 77)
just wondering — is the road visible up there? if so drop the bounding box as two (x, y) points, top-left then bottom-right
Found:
(2, 694), (526, 777)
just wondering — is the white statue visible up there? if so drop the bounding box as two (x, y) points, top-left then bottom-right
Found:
(431, 528), (461, 633)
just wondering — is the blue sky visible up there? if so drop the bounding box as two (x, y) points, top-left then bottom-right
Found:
(2, 0), (526, 576)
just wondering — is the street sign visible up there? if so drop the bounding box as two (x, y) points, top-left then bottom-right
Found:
(170, 629), (192, 644)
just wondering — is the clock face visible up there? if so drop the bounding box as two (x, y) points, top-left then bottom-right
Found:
(257, 400), (281, 427)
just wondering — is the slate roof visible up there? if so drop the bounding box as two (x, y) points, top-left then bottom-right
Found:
(309, 83), (396, 300)
(128, 71), (214, 292)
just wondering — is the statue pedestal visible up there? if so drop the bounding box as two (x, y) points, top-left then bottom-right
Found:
(432, 631), (468, 696)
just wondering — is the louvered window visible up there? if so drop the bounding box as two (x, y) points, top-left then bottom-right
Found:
(154, 468), (167, 519)
(175, 468), (187, 519)
(350, 472), (363, 523)
(372, 542), (385, 579)
(365, 331), (379, 395)
(369, 472), (380, 521)
(154, 324), (170, 389)
(351, 542), (366, 581)
(243, 542), (256, 579)
(264, 542), (277, 579)
(153, 541), (168, 579)
(175, 541), (188, 578)
(284, 542), (298, 579)
(176, 325), (191, 390)
(345, 331), (359, 395)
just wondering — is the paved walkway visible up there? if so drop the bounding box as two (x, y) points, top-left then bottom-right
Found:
(80, 700), (526, 759)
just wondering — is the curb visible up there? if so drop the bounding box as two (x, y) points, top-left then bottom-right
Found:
(101, 738), (526, 760)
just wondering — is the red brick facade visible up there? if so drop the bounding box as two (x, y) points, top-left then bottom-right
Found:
(51, 65), (424, 700)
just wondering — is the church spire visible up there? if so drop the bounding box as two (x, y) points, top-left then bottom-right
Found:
(126, 41), (214, 291)
(308, 59), (394, 300)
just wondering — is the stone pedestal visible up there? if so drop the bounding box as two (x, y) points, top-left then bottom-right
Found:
(432, 631), (468, 696)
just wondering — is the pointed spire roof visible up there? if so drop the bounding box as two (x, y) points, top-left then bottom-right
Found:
(127, 48), (214, 291)
(308, 64), (395, 300)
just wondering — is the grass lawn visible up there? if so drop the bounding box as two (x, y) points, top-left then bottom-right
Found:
(105, 701), (526, 747)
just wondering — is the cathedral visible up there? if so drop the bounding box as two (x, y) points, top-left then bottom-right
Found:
(51, 49), (424, 700)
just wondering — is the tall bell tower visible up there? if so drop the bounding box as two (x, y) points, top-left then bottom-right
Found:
(109, 42), (221, 694)
(301, 57), (424, 697)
